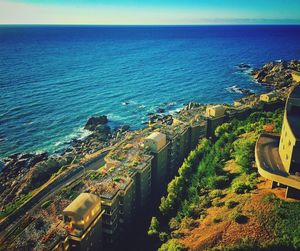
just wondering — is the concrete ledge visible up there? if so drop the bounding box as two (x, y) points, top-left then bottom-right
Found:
(255, 133), (300, 190)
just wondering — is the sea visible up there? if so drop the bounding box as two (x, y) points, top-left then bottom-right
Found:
(1, 25), (300, 158)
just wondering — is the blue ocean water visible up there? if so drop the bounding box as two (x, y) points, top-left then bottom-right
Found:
(1, 25), (300, 158)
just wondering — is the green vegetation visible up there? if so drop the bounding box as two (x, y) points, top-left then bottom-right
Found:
(158, 239), (186, 251)
(259, 195), (300, 250)
(159, 139), (210, 216)
(149, 109), (294, 250)
(231, 173), (257, 194)
(0, 192), (32, 219)
(148, 217), (160, 236)
(225, 200), (239, 209)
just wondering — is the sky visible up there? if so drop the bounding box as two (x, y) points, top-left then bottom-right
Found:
(1, 0), (300, 25)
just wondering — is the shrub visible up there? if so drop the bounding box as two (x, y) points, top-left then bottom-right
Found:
(209, 189), (224, 199)
(169, 218), (180, 230)
(231, 211), (248, 224)
(159, 232), (169, 242)
(231, 173), (257, 194)
(212, 200), (225, 207)
(232, 182), (251, 194)
(263, 193), (277, 203)
(214, 175), (230, 189)
(225, 200), (239, 209)
(180, 217), (198, 230)
(213, 217), (222, 224)
(159, 239), (186, 251)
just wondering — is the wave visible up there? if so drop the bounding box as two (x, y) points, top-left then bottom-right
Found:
(226, 85), (254, 95)
(226, 85), (244, 94)
(53, 127), (92, 149)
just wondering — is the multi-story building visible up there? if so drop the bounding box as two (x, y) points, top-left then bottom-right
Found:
(54, 193), (104, 251)
(144, 132), (169, 191)
(279, 85), (300, 174)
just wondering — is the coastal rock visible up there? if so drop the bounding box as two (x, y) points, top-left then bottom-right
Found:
(187, 102), (201, 110)
(3, 152), (48, 172)
(117, 125), (130, 132)
(84, 115), (108, 131)
(237, 63), (251, 69)
(95, 124), (111, 135)
(251, 59), (299, 89)
(157, 108), (165, 113)
(0, 160), (4, 172)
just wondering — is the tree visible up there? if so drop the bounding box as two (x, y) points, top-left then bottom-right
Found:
(148, 217), (160, 236)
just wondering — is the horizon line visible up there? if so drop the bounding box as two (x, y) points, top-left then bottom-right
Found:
(1, 23), (300, 26)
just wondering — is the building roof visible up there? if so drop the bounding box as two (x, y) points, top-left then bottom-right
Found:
(146, 132), (166, 143)
(145, 132), (167, 151)
(209, 105), (225, 110)
(63, 193), (100, 219)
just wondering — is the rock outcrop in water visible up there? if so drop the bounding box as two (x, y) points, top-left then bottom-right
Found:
(84, 115), (108, 131)
(251, 60), (300, 89)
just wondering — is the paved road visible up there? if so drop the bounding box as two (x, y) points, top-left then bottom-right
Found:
(0, 151), (108, 244)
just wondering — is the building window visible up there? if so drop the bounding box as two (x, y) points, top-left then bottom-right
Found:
(283, 145), (285, 150)
(289, 140), (291, 146)
(286, 154), (289, 160)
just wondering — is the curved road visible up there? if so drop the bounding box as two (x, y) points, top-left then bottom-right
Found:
(255, 133), (300, 189)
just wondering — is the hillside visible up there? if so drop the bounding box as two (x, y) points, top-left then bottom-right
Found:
(149, 109), (300, 251)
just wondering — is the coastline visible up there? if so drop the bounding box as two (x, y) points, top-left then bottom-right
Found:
(0, 59), (299, 250)
(0, 59), (299, 213)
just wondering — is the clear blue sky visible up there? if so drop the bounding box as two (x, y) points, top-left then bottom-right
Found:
(1, 0), (300, 24)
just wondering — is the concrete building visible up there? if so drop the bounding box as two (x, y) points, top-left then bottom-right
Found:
(292, 71), (300, 83)
(279, 86), (300, 174)
(190, 121), (207, 150)
(145, 132), (169, 192)
(255, 85), (300, 199)
(260, 92), (277, 103)
(144, 132), (167, 153)
(57, 193), (104, 251)
(206, 105), (226, 118)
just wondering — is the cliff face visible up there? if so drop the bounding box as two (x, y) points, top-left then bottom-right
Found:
(252, 60), (300, 89)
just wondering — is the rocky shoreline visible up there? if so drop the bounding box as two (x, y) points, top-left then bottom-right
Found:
(1, 59), (299, 210)
(0, 115), (130, 208)
(251, 59), (300, 89)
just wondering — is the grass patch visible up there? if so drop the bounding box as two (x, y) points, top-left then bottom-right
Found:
(258, 195), (300, 250)
(0, 192), (32, 219)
